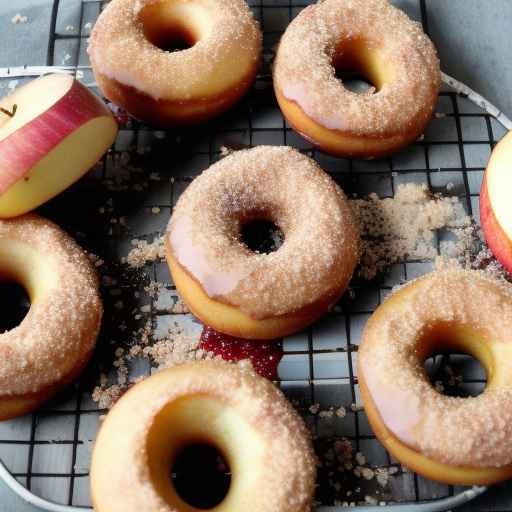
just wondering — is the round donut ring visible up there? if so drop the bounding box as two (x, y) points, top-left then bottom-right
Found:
(358, 267), (512, 485)
(88, 0), (262, 127)
(0, 215), (102, 420)
(273, 0), (441, 159)
(91, 360), (316, 512)
(165, 146), (360, 339)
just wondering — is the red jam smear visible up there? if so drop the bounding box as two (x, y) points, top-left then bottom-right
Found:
(199, 326), (283, 380)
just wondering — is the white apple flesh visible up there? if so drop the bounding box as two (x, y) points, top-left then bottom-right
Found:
(0, 74), (118, 218)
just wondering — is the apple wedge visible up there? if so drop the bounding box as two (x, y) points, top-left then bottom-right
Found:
(480, 130), (512, 272)
(0, 74), (118, 218)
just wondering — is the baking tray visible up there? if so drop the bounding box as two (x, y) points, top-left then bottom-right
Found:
(0, 0), (510, 510)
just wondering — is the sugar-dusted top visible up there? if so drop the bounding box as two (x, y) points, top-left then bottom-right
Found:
(167, 146), (360, 319)
(359, 267), (512, 468)
(92, 360), (317, 512)
(0, 215), (102, 396)
(274, 0), (440, 136)
(88, 0), (262, 100)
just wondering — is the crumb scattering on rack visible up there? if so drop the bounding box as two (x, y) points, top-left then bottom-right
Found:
(11, 13), (28, 24)
(125, 236), (165, 268)
(352, 183), (474, 279)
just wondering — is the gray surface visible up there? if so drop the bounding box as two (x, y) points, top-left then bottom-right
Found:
(0, 1), (511, 511)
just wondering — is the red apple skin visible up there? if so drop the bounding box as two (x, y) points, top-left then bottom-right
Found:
(480, 176), (512, 273)
(0, 76), (116, 194)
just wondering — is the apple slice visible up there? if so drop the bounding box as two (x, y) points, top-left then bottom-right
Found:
(480, 130), (512, 272)
(0, 74), (118, 218)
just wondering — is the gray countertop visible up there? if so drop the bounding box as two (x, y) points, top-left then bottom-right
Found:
(1, 0), (512, 510)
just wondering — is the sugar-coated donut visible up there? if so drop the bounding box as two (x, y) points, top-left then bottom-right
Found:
(88, 0), (262, 127)
(165, 146), (359, 339)
(358, 267), (512, 485)
(91, 360), (316, 512)
(273, 0), (441, 159)
(0, 215), (102, 420)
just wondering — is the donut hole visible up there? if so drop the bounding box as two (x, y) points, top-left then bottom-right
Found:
(0, 281), (30, 332)
(419, 323), (489, 398)
(424, 352), (487, 398)
(240, 219), (284, 254)
(171, 442), (231, 508)
(139, 2), (210, 53)
(332, 39), (391, 94)
(146, 395), (266, 510)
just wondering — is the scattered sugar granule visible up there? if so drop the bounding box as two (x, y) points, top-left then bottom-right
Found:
(376, 468), (389, 487)
(309, 403), (321, 415)
(84, 22), (93, 31)
(319, 409), (334, 419)
(126, 237), (165, 268)
(351, 183), (473, 280)
(355, 452), (366, 466)
(11, 14), (28, 24)
(361, 467), (375, 480)
(143, 324), (215, 371)
(92, 383), (123, 409)
(169, 299), (190, 314)
(76, 70), (84, 79)
(335, 406), (346, 418)
(151, 207), (161, 215)
(62, 53), (72, 64)
(435, 112), (447, 118)
(220, 146), (232, 157)
(144, 280), (163, 298)
(65, 25), (74, 31)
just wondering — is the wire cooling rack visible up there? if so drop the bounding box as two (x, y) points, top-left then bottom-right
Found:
(0, 0), (511, 510)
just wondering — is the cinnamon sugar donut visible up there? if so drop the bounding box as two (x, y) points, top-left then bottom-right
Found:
(274, 0), (441, 159)
(88, 0), (262, 127)
(0, 215), (102, 420)
(358, 267), (512, 485)
(91, 360), (316, 512)
(165, 146), (359, 339)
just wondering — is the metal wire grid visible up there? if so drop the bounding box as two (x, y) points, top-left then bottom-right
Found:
(0, 0), (508, 508)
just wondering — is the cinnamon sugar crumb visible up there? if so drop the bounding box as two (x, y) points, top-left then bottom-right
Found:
(352, 183), (473, 279)
(126, 236), (165, 268)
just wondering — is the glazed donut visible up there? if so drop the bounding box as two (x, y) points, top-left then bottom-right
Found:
(88, 0), (262, 127)
(273, 0), (441, 159)
(91, 360), (316, 512)
(0, 215), (102, 420)
(165, 146), (359, 339)
(358, 267), (512, 485)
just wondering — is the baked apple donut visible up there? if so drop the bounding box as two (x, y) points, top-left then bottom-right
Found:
(165, 146), (359, 339)
(91, 360), (316, 512)
(358, 267), (512, 485)
(273, 0), (441, 158)
(88, 0), (262, 127)
(0, 215), (102, 420)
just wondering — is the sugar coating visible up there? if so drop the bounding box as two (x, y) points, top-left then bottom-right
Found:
(359, 267), (512, 468)
(352, 183), (472, 280)
(274, 0), (441, 135)
(92, 360), (316, 511)
(0, 215), (102, 396)
(167, 146), (360, 319)
(88, 0), (262, 100)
